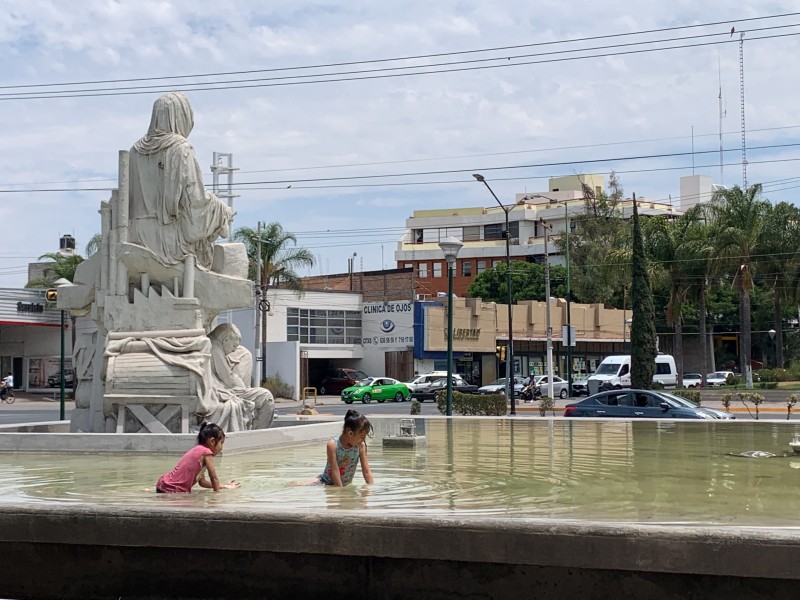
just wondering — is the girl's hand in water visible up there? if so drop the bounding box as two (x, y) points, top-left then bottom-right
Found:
(223, 480), (240, 489)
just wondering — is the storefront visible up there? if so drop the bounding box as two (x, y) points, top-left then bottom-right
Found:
(0, 288), (73, 392)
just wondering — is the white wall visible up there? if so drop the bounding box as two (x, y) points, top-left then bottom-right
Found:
(266, 340), (300, 400)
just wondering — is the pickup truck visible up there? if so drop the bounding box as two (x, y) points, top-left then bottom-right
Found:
(411, 378), (480, 402)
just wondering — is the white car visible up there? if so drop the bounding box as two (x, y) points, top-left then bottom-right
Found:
(681, 373), (703, 388)
(478, 377), (525, 397)
(706, 371), (735, 387)
(406, 372), (466, 392)
(533, 375), (570, 399)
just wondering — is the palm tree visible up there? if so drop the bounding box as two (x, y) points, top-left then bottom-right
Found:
(233, 222), (315, 292)
(85, 233), (102, 257)
(709, 184), (770, 387)
(25, 252), (85, 289)
(642, 211), (700, 386)
(759, 202), (800, 369)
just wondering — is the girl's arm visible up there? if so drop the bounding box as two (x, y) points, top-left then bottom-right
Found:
(199, 455), (239, 492)
(326, 438), (344, 487)
(359, 442), (374, 484)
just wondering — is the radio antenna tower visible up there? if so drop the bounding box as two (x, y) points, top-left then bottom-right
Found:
(738, 32), (748, 188)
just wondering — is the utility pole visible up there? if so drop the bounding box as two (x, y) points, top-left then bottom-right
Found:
(210, 152), (239, 239)
(541, 219), (554, 399)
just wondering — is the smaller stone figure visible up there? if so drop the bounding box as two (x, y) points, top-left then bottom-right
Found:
(205, 323), (274, 430)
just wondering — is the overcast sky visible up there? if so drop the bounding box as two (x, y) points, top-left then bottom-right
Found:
(1, 1), (799, 287)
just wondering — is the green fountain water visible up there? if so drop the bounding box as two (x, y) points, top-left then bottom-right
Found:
(3, 418), (800, 527)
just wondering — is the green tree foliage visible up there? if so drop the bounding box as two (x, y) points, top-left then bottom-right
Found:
(558, 172), (630, 305)
(630, 198), (657, 389)
(709, 184), (770, 384)
(25, 252), (84, 288)
(467, 261), (568, 304)
(233, 222), (315, 293)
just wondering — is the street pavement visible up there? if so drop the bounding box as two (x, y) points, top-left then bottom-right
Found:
(1, 388), (797, 426)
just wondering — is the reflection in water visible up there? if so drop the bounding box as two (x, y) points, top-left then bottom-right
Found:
(3, 419), (800, 526)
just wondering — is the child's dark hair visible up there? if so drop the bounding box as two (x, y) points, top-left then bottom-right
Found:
(342, 409), (373, 437)
(197, 421), (225, 445)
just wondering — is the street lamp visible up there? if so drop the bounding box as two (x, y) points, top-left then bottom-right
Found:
(51, 278), (72, 421)
(473, 173), (516, 415)
(769, 329), (777, 368)
(438, 236), (463, 417)
(532, 195), (575, 397)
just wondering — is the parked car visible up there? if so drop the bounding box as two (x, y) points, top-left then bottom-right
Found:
(706, 371), (735, 387)
(563, 389), (735, 419)
(681, 373), (703, 388)
(411, 378), (480, 402)
(340, 377), (410, 404)
(532, 375), (570, 399)
(478, 377), (525, 397)
(318, 368), (368, 395)
(585, 354), (678, 390)
(405, 372), (466, 393)
(571, 378), (590, 397)
(47, 369), (74, 388)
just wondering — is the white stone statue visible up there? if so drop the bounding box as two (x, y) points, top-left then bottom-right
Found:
(204, 323), (274, 431)
(129, 92), (232, 269)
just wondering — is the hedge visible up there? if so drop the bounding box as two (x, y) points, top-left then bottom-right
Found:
(435, 390), (507, 416)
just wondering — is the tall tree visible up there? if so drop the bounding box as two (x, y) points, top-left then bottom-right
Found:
(630, 196), (657, 389)
(233, 222), (315, 292)
(467, 262), (569, 303)
(557, 172), (630, 305)
(709, 184), (770, 387)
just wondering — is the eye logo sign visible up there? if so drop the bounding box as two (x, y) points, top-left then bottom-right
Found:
(380, 319), (395, 333)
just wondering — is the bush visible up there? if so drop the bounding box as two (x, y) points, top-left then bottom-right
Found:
(538, 396), (555, 416)
(757, 381), (778, 390)
(720, 391), (765, 419)
(436, 390), (507, 416)
(261, 375), (294, 399)
(726, 373), (738, 386)
(671, 389), (701, 404)
(787, 394), (799, 420)
(410, 399), (421, 415)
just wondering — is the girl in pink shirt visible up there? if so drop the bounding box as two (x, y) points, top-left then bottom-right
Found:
(156, 422), (239, 493)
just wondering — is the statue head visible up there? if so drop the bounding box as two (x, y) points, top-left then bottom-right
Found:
(209, 322), (242, 355)
(147, 92), (194, 138)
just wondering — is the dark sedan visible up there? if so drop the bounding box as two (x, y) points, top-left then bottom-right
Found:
(563, 389), (735, 419)
(411, 378), (480, 402)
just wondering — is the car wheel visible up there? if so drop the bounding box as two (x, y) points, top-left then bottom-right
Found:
(560, 388), (567, 399)
(362, 393), (372, 404)
(344, 400), (353, 404)
(395, 392), (404, 402)
(319, 386), (327, 395)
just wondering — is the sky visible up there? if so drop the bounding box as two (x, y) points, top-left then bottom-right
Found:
(1, 1), (799, 288)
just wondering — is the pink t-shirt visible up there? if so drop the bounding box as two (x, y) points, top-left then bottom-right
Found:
(156, 444), (213, 493)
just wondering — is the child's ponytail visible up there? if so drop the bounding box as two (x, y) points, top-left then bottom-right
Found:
(198, 421), (225, 445)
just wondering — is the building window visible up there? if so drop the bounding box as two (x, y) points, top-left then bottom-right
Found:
(419, 263), (428, 278)
(477, 260), (486, 274)
(463, 226), (480, 242)
(508, 221), (519, 244)
(422, 229), (440, 243)
(433, 262), (442, 278)
(414, 229), (423, 243)
(404, 263), (412, 269)
(287, 307), (362, 344)
(462, 261), (472, 276)
(484, 223), (503, 240)
(492, 260), (501, 269)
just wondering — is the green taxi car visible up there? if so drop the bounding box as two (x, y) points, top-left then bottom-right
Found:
(340, 377), (410, 404)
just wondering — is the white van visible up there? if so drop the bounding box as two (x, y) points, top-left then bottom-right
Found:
(586, 354), (677, 392)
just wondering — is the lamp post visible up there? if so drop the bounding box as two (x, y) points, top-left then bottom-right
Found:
(438, 236), (463, 416)
(769, 329), (777, 368)
(52, 278), (72, 421)
(473, 173), (515, 415)
(532, 195), (575, 397)
(540, 219), (554, 400)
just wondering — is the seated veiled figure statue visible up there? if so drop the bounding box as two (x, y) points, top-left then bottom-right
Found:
(129, 91), (232, 269)
(203, 323), (274, 431)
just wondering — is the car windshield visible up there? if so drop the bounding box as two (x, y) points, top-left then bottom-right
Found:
(595, 362), (622, 375)
(486, 379), (506, 386)
(709, 372), (727, 379)
(355, 377), (377, 386)
(659, 392), (699, 408)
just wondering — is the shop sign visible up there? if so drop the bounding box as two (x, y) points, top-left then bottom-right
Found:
(446, 328), (481, 341)
(17, 302), (44, 313)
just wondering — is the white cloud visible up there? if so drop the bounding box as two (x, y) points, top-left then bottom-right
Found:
(0, 1), (798, 286)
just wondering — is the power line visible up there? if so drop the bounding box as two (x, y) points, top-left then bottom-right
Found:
(4, 12), (797, 91)
(3, 30), (800, 101)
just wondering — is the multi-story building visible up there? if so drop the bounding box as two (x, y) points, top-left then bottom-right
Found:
(395, 174), (681, 298)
